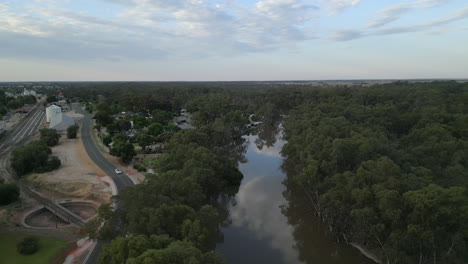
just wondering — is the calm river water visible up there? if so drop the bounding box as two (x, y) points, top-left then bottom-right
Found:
(217, 132), (374, 264)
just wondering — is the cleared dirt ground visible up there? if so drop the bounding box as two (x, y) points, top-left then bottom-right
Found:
(29, 119), (112, 203)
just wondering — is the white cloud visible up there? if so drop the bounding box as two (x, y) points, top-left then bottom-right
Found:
(1, 0), (467, 63)
(367, 0), (450, 28)
(332, 6), (468, 41)
(320, 0), (362, 15)
(230, 176), (299, 264)
(0, 0), (320, 61)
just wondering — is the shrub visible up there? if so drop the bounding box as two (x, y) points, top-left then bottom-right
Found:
(67, 125), (79, 139)
(46, 156), (61, 171)
(0, 183), (20, 205)
(102, 134), (112, 146)
(40, 128), (60, 146)
(133, 164), (147, 172)
(17, 236), (39, 255)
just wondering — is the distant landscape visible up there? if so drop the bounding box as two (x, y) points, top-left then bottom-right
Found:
(1, 80), (467, 264)
(1, 0), (467, 263)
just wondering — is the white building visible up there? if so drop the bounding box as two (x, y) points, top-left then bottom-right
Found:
(46, 105), (61, 123)
(23, 89), (37, 96)
(49, 112), (75, 134)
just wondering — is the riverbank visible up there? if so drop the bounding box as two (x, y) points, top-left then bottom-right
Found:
(350, 243), (381, 263)
(218, 131), (375, 264)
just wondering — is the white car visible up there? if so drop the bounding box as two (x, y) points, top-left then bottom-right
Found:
(114, 168), (122, 174)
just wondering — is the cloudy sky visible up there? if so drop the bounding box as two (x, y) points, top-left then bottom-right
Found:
(1, 0), (467, 81)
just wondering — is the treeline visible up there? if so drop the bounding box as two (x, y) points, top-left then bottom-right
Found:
(63, 82), (304, 117)
(98, 130), (243, 263)
(282, 81), (468, 263)
(0, 90), (7, 116)
(0, 89), (38, 117)
(85, 83), (293, 164)
(95, 91), (255, 263)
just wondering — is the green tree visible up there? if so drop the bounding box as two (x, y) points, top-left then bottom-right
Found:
(46, 95), (57, 103)
(152, 109), (173, 125)
(106, 123), (119, 135)
(110, 135), (136, 163)
(7, 99), (23, 109)
(102, 134), (112, 146)
(136, 133), (152, 153)
(0, 106), (7, 117)
(147, 122), (164, 137)
(17, 237), (39, 255)
(22, 95), (37, 105)
(0, 89), (6, 105)
(67, 125), (79, 139)
(133, 115), (149, 129)
(0, 183), (20, 205)
(95, 111), (113, 126)
(40, 128), (60, 146)
(116, 119), (131, 131)
(11, 141), (61, 176)
(125, 241), (221, 264)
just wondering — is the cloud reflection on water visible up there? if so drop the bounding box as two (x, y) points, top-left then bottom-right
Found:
(226, 135), (302, 264)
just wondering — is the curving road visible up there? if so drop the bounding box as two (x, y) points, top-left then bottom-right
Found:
(81, 113), (134, 264)
(81, 114), (134, 189)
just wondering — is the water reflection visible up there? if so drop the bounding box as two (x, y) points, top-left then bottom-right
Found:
(218, 129), (374, 264)
(218, 134), (299, 264)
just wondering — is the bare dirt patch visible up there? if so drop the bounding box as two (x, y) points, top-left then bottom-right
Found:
(29, 126), (111, 203)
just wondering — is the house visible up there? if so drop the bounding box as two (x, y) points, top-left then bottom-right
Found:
(174, 111), (195, 130)
(176, 123), (195, 130)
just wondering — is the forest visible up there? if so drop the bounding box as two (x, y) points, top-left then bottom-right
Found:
(282, 82), (468, 264)
(66, 81), (468, 264)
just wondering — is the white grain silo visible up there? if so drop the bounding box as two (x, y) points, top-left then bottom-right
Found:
(46, 105), (62, 123)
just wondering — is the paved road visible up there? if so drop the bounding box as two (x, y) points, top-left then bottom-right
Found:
(81, 114), (134, 264)
(81, 114), (134, 189)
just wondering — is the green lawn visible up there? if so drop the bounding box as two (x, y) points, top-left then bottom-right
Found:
(0, 234), (68, 264)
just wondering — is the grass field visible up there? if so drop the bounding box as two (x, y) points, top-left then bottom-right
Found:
(0, 234), (68, 264)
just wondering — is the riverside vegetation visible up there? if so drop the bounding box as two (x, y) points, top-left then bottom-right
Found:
(66, 81), (467, 264)
(282, 82), (468, 264)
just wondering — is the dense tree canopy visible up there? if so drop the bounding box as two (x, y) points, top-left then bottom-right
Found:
(110, 134), (136, 163)
(66, 80), (468, 264)
(11, 141), (61, 176)
(282, 82), (468, 264)
(152, 109), (173, 125)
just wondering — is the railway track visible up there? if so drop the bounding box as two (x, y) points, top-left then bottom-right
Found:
(0, 103), (85, 227)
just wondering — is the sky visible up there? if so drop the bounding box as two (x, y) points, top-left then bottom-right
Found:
(0, 0), (467, 81)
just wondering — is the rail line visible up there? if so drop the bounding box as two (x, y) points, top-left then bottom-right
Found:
(0, 103), (85, 227)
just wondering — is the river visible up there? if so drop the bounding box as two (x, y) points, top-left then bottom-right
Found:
(217, 131), (374, 264)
